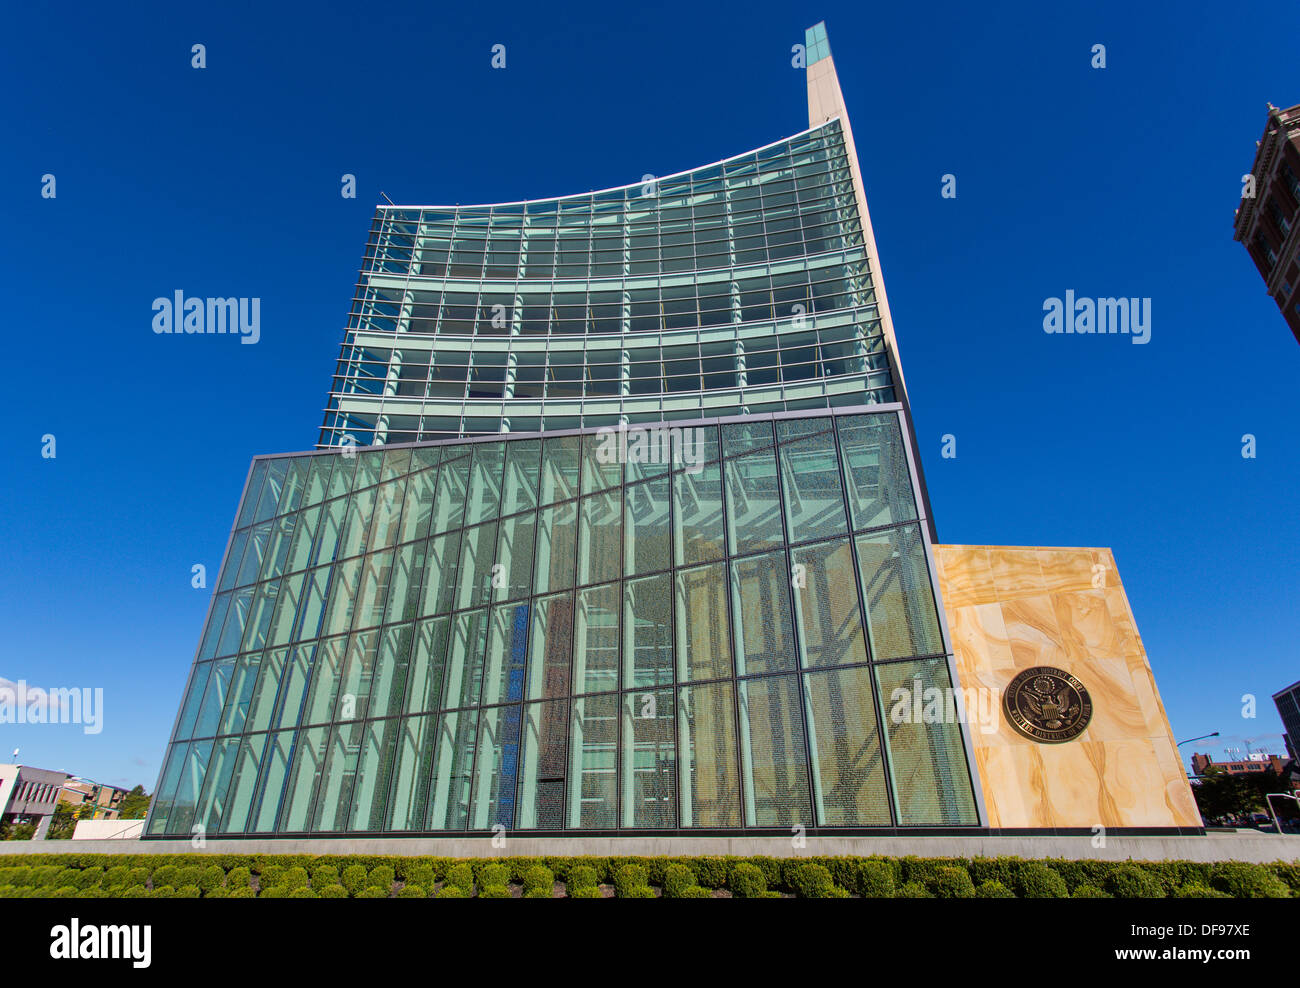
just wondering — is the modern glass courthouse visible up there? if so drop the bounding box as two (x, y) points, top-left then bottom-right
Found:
(145, 25), (1199, 838)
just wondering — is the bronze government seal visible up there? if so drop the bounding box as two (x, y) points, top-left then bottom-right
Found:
(1002, 667), (1093, 743)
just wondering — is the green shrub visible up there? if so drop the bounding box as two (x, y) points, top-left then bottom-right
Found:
(403, 863), (435, 888)
(975, 880), (1015, 898)
(729, 863), (769, 898)
(434, 885), (467, 898)
(481, 863), (510, 888)
(150, 885), (176, 898)
(356, 885), (389, 898)
(368, 865), (395, 892)
(692, 856), (728, 889)
(446, 863), (474, 892)
(1106, 865), (1163, 899)
(1210, 862), (1290, 898)
(566, 865), (598, 892)
(967, 857), (1018, 889)
(73, 866), (104, 890)
(197, 865), (225, 892)
(121, 885), (149, 898)
(225, 866), (252, 889)
(521, 864), (553, 895)
(1071, 885), (1111, 898)
(257, 865), (284, 889)
(931, 866), (976, 899)
(746, 857), (784, 890)
(614, 865), (648, 898)
(151, 864), (179, 888)
(318, 884), (348, 898)
(1271, 864), (1300, 895)
(476, 885), (508, 898)
(281, 867), (310, 892)
(662, 864), (696, 898)
(1175, 883), (1230, 899)
(1018, 862), (1067, 898)
(677, 885), (711, 898)
(341, 865), (368, 895)
(568, 886), (602, 898)
(897, 881), (932, 898)
(622, 885), (655, 898)
(397, 884), (427, 898)
(174, 865), (203, 888)
(523, 887), (551, 898)
(310, 864), (340, 888)
(176, 885), (201, 898)
(791, 864), (847, 899)
(288, 887), (317, 898)
(850, 859), (895, 898)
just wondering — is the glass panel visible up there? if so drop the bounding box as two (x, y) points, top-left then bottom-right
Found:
(454, 522), (498, 610)
(218, 734), (269, 834)
(791, 538), (869, 667)
(874, 658), (978, 825)
(724, 449), (783, 555)
(246, 646), (286, 732)
(482, 603), (529, 706)
(803, 665), (890, 825)
(470, 703), (523, 830)
(353, 550), (394, 630)
(577, 489), (622, 586)
(623, 573), (672, 689)
(567, 693), (617, 829)
(533, 501), (577, 593)
(465, 442), (506, 524)
(678, 680), (741, 827)
(251, 730), (293, 832)
(321, 556), (362, 636)
(368, 477), (407, 551)
(624, 474), (671, 576)
(527, 592), (572, 700)
(348, 717), (403, 832)
(574, 582), (619, 695)
(218, 651), (263, 736)
(144, 743), (187, 835)
(581, 431), (622, 493)
(620, 688), (675, 828)
(420, 530), (462, 616)
(398, 466), (439, 544)
(406, 616), (450, 713)
(517, 699), (569, 830)
(193, 657), (235, 738)
(277, 725), (329, 831)
(385, 540), (427, 624)
(431, 451), (470, 531)
(387, 715), (438, 831)
(371, 623), (414, 717)
(495, 511), (536, 602)
(855, 523), (943, 660)
(445, 609), (488, 709)
(501, 438), (541, 515)
(310, 721), (365, 832)
(428, 709), (479, 830)
(673, 460), (724, 566)
(539, 435), (580, 506)
(837, 413), (918, 530)
(778, 430), (849, 544)
(730, 550), (797, 675)
(674, 562), (731, 681)
(276, 643), (316, 729)
(302, 636), (347, 724)
(738, 675), (811, 827)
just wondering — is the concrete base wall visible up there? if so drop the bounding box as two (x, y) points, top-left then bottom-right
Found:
(3, 834), (1297, 863)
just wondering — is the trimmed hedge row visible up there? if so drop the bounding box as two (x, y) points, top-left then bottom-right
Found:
(0, 854), (1293, 899)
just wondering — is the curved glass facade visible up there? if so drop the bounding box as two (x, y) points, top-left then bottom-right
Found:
(319, 120), (896, 447)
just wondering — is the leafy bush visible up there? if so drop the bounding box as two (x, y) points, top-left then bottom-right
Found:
(677, 885), (711, 898)
(614, 865), (648, 898)
(1210, 862), (1291, 899)
(566, 865), (598, 892)
(1017, 863), (1067, 898)
(1071, 885), (1111, 898)
(851, 860), (896, 898)
(397, 884), (427, 898)
(310, 864), (340, 888)
(1106, 865), (1163, 899)
(692, 857), (728, 889)
(434, 885), (467, 898)
(930, 866), (975, 899)
(975, 880), (1014, 898)
(897, 882), (932, 898)
(318, 884), (348, 898)
(481, 863), (510, 888)
(729, 863), (769, 898)
(621, 885), (655, 898)
(341, 865), (368, 895)
(73, 866), (104, 890)
(226, 866), (252, 889)
(288, 887), (317, 898)
(403, 863), (435, 888)
(368, 865), (395, 892)
(281, 867), (310, 891)
(356, 885), (389, 898)
(151, 864), (179, 888)
(228, 886), (257, 899)
(662, 864), (696, 898)
(197, 865), (225, 892)
(1174, 883), (1230, 899)
(791, 864), (848, 899)
(568, 886), (602, 898)
(257, 865), (285, 889)
(439, 863), (470, 892)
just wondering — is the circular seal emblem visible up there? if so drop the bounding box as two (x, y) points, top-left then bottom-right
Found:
(1002, 666), (1093, 743)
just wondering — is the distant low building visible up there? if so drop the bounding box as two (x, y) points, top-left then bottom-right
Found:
(60, 778), (129, 820)
(1190, 752), (1289, 777)
(0, 764), (71, 839)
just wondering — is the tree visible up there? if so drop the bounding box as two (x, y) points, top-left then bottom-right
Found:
(119, 785), (150, 820)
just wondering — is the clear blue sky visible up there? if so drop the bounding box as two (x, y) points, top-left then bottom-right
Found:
(2, 1), (1296, 791)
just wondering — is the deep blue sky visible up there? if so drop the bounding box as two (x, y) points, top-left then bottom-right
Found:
(2, 1), (1296, 791)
